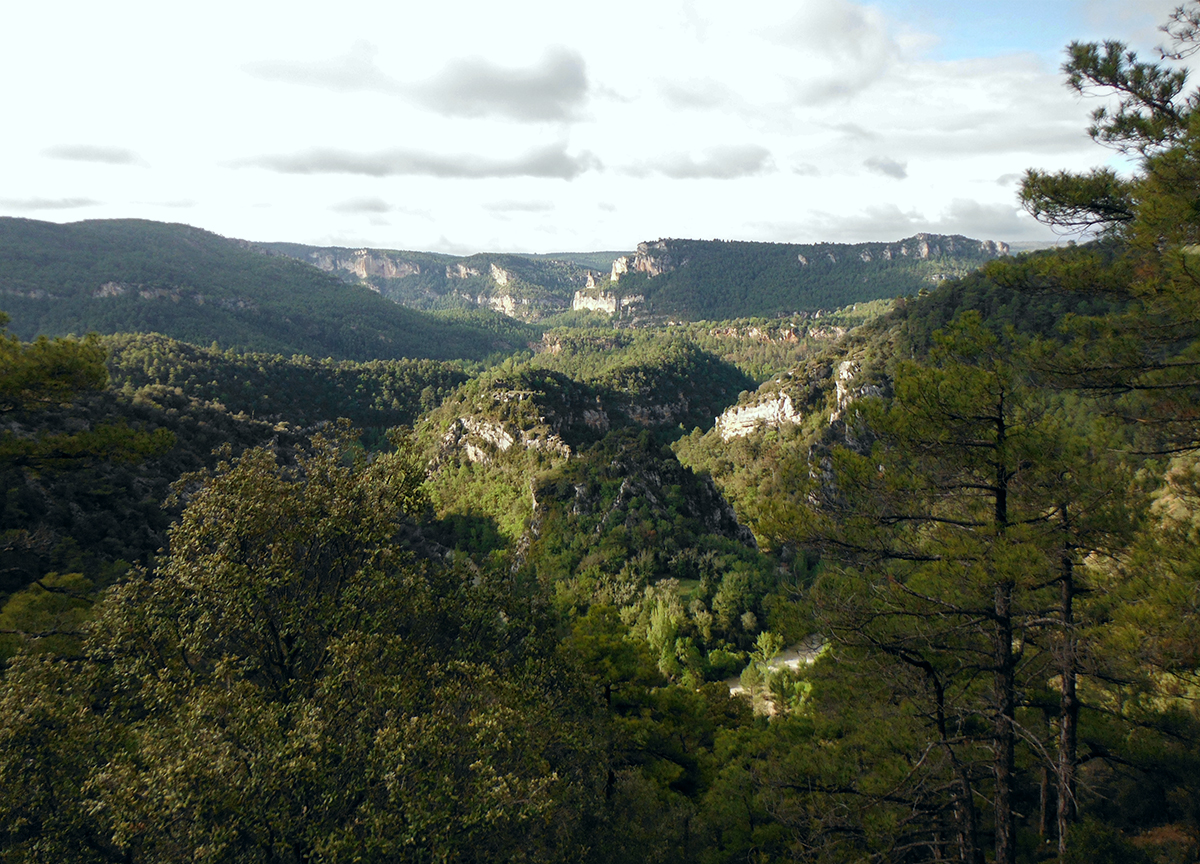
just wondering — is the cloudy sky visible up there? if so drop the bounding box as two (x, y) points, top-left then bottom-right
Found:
(2, 0), (1182, 253)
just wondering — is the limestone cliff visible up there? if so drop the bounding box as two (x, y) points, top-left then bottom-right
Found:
(437, 414), (572, 465)
(304, 249), (422, 286)
(714, 393), (803, 441)
(570, 290), (644, 315)
(611, 240), (682, 283)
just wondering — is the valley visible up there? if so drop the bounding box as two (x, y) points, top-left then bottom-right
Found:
(3, 51), (1200, 858)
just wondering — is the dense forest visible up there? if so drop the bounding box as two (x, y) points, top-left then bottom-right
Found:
(607, 234), (1007, 321)
(0, 218), (537, 363)
(3, 10), (1200, 864)
(264, 236), (1002, 323)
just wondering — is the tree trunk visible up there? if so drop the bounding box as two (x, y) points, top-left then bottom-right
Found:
(930, 667), (983, 864)
(992, 409), (1016, 864)
(994, 579), (1016, 864)
(1039, 709), (1053, 839)
(1058, 551), (1078, 856)
(953, 763), (984, 864)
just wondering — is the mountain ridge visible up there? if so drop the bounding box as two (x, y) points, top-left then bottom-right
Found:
(0, 217), (535, 362)
(263, 232), (1010, 322)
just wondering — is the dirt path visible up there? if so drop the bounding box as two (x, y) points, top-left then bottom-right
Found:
(726, 633), (824, 695)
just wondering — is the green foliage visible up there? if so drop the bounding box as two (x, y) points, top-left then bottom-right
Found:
(1019, 168), (1135, 233)
(528, 329), (756, 430)
(525, 429), (782, 668)
(0, 218), (536, 362)
(0, 314), (106, 413)
(10, 9), (1200, 860)
(263, 242), (620, 320)
(612, 235), (1003, 321)
(104, 331), (469, 430)
(266, 235), (1000, 324)
(0, 426), (603, 862)
(0, 572), (93, 663)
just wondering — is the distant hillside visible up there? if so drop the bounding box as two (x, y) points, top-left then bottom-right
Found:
(265, 234), (1008, 323)
(601, 235), (1009, 320)
(0, 218), (535, 362)
(259, 242), (622, 318)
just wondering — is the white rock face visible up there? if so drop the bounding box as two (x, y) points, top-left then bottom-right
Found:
(830, 360), (882, 423)
(489, 263), (511, 286)
(447, 263), (481, 279)
(610, 240), (677, 282)
(306, 250), (420, 282)
(582, 408), (610, 432)
(571, 291), (643, 314)
(440, 416), (571, 465)
(715, 394), (802, 441)
(475, 294), (524, 316)
(94, 282), (128, 298)
(572, 291), (617, 314)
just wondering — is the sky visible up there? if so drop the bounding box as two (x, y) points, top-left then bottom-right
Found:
(1, 0), (1184, 254)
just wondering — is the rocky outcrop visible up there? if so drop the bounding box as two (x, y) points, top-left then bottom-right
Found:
(707, 325), (801, 344)
(829, 360), (883, 424)
(447, 263), (481, 280)
(715, 393), (802, 441)
(94, 281), (128, 298)
(571, 291), (644, 315)
(489, 263), (511, 286)
(90, 282), (259, 311)
(438, 415), (571, 465)
(475, 294), (525, 317)
(305, 249), (421, 283)
(625, 400), (687, 427)
(879, 234), (1009, 261)
(582, 407), (610, 432)
(610, 240), (682, 283)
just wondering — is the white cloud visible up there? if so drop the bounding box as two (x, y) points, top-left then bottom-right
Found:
(483, 200), (556, 212)
(246, 43), (589, 122)
(331, 197), (392, 213)
(0, 0), (1135, 252)
(864, 156), (907, 179)
(807, 199), (1054, 243)
(772, 1), (901, 103)
(0, 197), (101, 211)
(244, 41), (400, 94)
(239, 144), (601, 180)
(43, 145), (144, 165)
(629, 145), (775, 179)
(412, 48), (589, 122)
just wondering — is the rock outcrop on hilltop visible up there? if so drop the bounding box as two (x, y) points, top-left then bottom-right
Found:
(305, 248), (423, 283)
(614, 234), (1008, 286)
(829, 360), (884, 424)
(709, 352), (889, 444)
(610, 240), (681, 282)
(714, 394), (804, 441)
(264, 231), (1011, 323)
(570, 290), (644, 315)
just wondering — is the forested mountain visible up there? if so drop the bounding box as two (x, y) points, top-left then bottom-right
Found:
(4, 9), (1200, 864)
(260, 241), (616, 316)
(602, 233), (1009, 320)
(0, 218), (535, 362)
(266, 234), (1008, 322)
